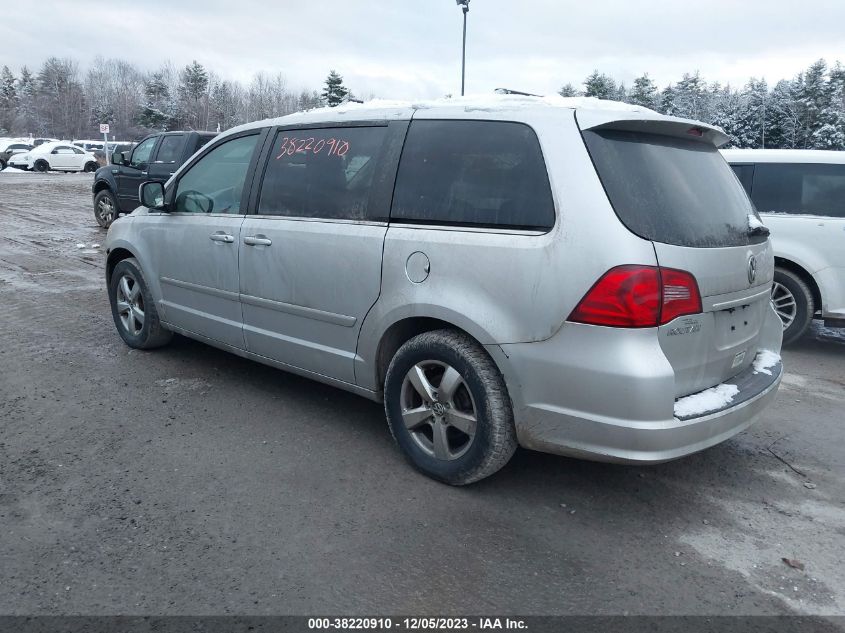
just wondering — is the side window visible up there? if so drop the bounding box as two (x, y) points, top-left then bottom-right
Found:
(173, 133), (259, 214)
(391, 120), (555, 230)
(130, 137), (157, 168)
(155, 135), (183, 163)
(730, 164), (754, 195)
(55, 146), (75, 154)
(752, 163), (845, 217)
(258, 126), (388, 220)
(72, 147), (85, 154)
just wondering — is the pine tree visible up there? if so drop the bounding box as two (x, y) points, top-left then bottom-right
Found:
(799, 59), (828, 145)
(558, 83), (579, 97)
(322, 71), (349, 107)
(178, 60), (209, 129)
(137, 71), (174, 131)
(628, 74), (657, 109)
(583, 71), (617, 99)
(0, 66), (17, 133)
(673, 72), (709, 121)
(659, 84), (677, 115)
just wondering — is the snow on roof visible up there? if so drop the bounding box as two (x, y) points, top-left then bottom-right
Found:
(721, 148), (845, 164)
(226, 93), (657, 135)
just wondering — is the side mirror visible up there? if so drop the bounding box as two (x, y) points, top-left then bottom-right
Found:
(112, 152), (125, 165)
(139, 181), (167, 210)
(51, 149), (59, 154)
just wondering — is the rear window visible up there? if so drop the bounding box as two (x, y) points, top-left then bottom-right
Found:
(751, 163), (845, 218)
(156, 135), (183, 163)
(391, 120), (555, 230)
(583, 130), (763, 248)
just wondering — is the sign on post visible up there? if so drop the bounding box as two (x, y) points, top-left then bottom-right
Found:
(100, 124), (110, 165)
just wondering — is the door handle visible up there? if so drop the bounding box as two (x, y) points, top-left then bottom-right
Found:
(209, 232), (234, 243)
(244, 235), (272, 246)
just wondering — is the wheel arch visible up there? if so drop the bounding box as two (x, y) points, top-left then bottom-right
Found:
(775, 257), (821, 314)
(93, 179), (113, 195)
(106, 247), (136, 284)
(372, 316), (484, 391)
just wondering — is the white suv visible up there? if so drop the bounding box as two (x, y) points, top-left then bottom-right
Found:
(723, 149), (845, 344)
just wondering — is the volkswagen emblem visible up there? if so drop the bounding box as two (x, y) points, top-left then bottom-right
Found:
(747, 255), (758, 285)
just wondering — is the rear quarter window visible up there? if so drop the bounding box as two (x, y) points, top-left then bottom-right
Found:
(751, 163), (845, 218)
(583, 130), (763, 248)
(391, 120), (555, 230)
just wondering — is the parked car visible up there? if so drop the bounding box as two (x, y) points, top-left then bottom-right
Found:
(91, 131), (215, 227)
(8, 141), (98, 173)
(104, 97), (783, 484)
(0, 139), (33, 170)
(723, 149), (845, 344)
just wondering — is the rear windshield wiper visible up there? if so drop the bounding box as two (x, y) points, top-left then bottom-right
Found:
(748, 225), (770, 237)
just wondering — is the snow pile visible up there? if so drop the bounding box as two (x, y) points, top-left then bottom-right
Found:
(0, 166), (25, 174)
(752, 350), (781, 375)
(674, 384), (740, 418)
(748, 214), (767, 230)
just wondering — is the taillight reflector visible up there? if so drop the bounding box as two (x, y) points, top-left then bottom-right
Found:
(568, 265), (702, 328)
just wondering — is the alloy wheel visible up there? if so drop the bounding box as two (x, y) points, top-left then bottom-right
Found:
(97, 197), (115, 224)
(116, 273), (145, 336)
(400, 360), (477, 461)
(771, 281), (797, 330)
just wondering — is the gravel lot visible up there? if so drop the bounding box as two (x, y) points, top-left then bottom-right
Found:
(1, 171), (844, 617)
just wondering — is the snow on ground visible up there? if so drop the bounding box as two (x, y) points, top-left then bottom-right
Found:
(674, 384), (740, 418)
(753, 350), (781, 376)
(0, 167), (25, 173)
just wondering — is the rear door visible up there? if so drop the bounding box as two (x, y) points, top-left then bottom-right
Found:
(147, 133), (184, 183)
(580, 120), (776, 398)
(238, 121), (405, 383)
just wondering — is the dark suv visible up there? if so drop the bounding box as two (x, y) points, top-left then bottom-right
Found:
(92, 131), (215, 227)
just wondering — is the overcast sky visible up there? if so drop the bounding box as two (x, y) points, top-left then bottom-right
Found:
(3, 0), (845, 98)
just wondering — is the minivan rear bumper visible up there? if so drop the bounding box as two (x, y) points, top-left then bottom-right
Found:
(490, 323), (782, 464)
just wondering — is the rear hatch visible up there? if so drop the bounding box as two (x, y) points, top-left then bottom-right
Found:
(578, 114), (774, 398)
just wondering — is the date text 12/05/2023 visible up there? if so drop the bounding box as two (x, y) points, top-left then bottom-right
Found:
(276, 136), (351, 159)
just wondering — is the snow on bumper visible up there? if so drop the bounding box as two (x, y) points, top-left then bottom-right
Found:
(489, 325), (783, 464)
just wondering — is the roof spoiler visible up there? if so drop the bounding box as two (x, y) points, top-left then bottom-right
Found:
(575, 110), (730, 148)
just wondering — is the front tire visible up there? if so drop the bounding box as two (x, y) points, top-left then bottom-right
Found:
(33, 159), (49, 172)
(109, 258), (172, 349)
(772, 267), (814, 345)
(384, 329), (517, 485)
(94, 189), (118, 228)
(84, 161), (98, 173)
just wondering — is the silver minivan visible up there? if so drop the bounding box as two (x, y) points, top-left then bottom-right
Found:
(104, 96), (783, 484)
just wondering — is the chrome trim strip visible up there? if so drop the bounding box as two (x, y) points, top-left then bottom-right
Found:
(240, 293), (357, 327)
(710, 287), (772, 311)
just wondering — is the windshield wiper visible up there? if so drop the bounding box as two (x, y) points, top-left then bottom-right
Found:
(748, 225), (770, 237)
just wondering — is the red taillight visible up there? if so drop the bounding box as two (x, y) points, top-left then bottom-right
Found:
(568, 265), (702, 328)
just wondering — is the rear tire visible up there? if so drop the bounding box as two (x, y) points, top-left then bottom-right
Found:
(94, 189), (118, 228)
(109, 258), (172, 350)
(773, 267), (814, 345)
(384, 329), (517, 485)
(34, 159), (49, 172)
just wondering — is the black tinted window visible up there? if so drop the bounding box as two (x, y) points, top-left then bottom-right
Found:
(584, 130), (763, 248)
(391, 121), (554, 230)
(156, 135), (183, 163)
(258, 126), (387, 220)
(751, 163), (845, 217)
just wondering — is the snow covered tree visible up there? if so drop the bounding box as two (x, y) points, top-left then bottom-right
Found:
(0, 66), (16, 134)
(768, 78), (805, 149)
(558, 83), (579, 97)
(36, 57), (87, 138)
(583, 71), (617, 99)
(322, 70), (349, 107)
(136, 71), (174, 131)
(659, 84), (677, 115)
(628, 74), (658, 109)
(673, 72), (710, 121)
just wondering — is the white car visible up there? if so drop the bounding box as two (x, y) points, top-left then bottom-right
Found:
(723, 149), (845, 343)
(9, 141), (99, 173)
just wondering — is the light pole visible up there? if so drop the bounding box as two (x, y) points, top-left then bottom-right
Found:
(456, 0), (470, 96)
